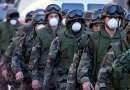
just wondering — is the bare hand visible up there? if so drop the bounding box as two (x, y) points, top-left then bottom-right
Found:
(32, 80), (41, 90)
(82, 82), (94, 90)
(16, 71), (24, 81)
(95, 83), (100, 90)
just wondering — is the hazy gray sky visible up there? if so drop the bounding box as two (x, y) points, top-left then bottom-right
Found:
(18, 0), (112, 19)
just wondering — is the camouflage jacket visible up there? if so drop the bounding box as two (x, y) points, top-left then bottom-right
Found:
(0, 22), (16, 54)
(11, 24), (34, 74)
(97, 40), (130, 90)
(30, 26), (63, 80)
(77, 29), (125, 85)
(0, 22), (21, 70)
(43, 28), (90, 87)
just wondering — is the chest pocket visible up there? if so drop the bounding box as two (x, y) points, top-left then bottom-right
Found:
(60, 38), (74, 58)
(38, 30), (54, 52)
(0, 25), (14, 52)
(1, 26), (13, 42)
(59, 36), (79, 70)
(24, 33), (34, 59)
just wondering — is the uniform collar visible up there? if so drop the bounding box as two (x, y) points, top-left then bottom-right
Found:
(100, 28), (121, 39)
(46, 25), (60, 33)
(64, 28), (83, 39)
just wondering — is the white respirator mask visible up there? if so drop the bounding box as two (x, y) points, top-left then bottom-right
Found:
(36, 24), (45, 30)
(107, 18), (119, 30)
(49, 18), (59, 27)
(71, 22), (81, 32)
(10, 19), (17, 25)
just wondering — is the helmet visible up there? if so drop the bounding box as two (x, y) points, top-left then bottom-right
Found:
(33, 9), (45, 24)
(125, 13), (130, 21)
(44, 4), (62, 22)
(25, 11), (34, 22)
(89, 9), (103, 28)
(102, 4), (125, 18)
(6, 8), (19, 19)
(66, 9), (84, 25)
(124, 13), (130, 31)
(85, 11), (93, 20)
(45, 4), (61, 14)
(62, 9), (69, 16)
(92, 9), (102, 22)
(35, 9), (45, 15)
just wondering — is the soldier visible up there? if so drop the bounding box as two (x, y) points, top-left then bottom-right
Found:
(25, 10), (35, 23)
(84, 11), (93, 28)
(2, 10), (35, 70)
(96, 39), (130, 90)
(10, 9), (45, 90)
(89, 9), (103, 32)
(0, 8), (20, 56)
(30, 4), (62, 90)
(11, 25), (34, 90)
(33, 9), (45, 30)
(61, 9), (69, 27)
(43, 9), (89, 90)
(123, 28), (130, 50)
(0, 7), (20, 90)
(121, 13), (130, 50)
(76, 4), (126, 90)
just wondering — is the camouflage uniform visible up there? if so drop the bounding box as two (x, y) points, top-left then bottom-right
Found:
(11, 24), (34, 90)
(66, 46), (91, 90)
(76, 28), (125, 85)
(76, 4), (126, 87)
(10, 8), (45, 89)
(30, 26), (63, 89)
(43, 27), (89, 90)
(0, 22), (16, 55)
(43, 9), (90, 90)
(0, 20), (20, 90)
(30, 4), (63, 90)
(96, 40), (130, 90)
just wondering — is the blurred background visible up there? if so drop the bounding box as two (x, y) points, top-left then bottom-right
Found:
(0, 0), (130, 21)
